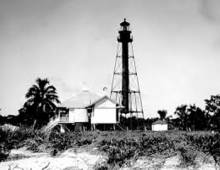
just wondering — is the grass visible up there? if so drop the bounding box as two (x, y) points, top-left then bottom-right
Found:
(1, 128), (220, 169)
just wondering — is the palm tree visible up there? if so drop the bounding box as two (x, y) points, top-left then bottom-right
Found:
(157, 110), (167, 120)
(24, 78), (60, 128)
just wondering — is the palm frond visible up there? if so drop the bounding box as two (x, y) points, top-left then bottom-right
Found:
(45, 85), (56, 93)
(25, 85), (39, 98)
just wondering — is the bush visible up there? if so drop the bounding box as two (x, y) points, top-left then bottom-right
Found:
(1, 128), (220, 168)
(99, 139), (139, 166)
(0, 127), (47, 161)
(139, 132), (175, 156)
(48, 131), (93, 152)
(5, 127), (46, 149)
(0, 128), (10, 161)
(97, 131), (220, 168)
(176, 144), (197, 167)
(186, 132), (220, 165)
(48, 131), (78, 151)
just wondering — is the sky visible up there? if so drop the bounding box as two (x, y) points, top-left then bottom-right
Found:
(1, 0), (220, 118)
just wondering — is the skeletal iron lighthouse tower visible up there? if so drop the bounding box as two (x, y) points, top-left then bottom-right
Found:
(110, 19), (144, 128)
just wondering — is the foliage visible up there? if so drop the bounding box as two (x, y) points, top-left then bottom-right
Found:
(0, 127), (45, 161)
(99, 138), (139, 166)
(205, 95), (220, 130)
(2, 128), (220, 168)
(48, 131), (94, 152)
(177, 144), (197, 167)
(48, 131), (80, 151)
(98, 131), (220, 168)
(94, 161), (109, 170)
(20, 78), (60, 128)
(157, 110), (167, 120)
(171, 94), (220, 131)
(0, 128), (10, 161)
(0, 126), (47, 162)
(187, 105), (208, 130)
(205, 95), (220, 113)
(174, 105), (189, 130)
(186, 132), (220, 165)
(174, 104), (209, 131)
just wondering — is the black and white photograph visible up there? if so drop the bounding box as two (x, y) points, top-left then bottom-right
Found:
(1, 0), (220, 169)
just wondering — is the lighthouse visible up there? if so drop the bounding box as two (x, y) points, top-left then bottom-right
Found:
(118, 19), (133, 113)
(110, 19), (144, 129)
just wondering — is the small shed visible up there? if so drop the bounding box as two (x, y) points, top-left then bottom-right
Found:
(152, 120), (168, 131)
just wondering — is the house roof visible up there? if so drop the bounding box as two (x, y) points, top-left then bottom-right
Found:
(152, 120), (167, 125)
(86, 95), (123, 108)
(58, 90), (101, 108)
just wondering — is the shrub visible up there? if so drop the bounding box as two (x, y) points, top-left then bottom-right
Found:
(0, 126), (47, 161)
(2, 128), (220, 168)
(94, 159), (110, 170)
(176, 144), (197, 167)
(186, 132), (220, 165)
(5, 127), (46, 149)
(48, 131), (94, 152)
(48, 131), (77, 151)
(97, 131), (205, 168)
(0, 128), (10, 161)
(139, 132), (175, 156)
(99, 138), (140, 166)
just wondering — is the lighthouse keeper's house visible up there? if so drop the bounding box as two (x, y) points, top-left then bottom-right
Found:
(47, 90), (122, 131)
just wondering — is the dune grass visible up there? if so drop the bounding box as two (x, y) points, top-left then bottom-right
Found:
(1, 128), (220, 168)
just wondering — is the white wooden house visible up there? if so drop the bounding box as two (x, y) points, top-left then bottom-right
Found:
(86, 96), (121, 129)
(51, 90), (121, 131)
(152, 120), (168, 131)
(58, 90), (100, 124)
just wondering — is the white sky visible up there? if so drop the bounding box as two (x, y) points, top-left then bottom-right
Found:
(1, 0), (220, 118)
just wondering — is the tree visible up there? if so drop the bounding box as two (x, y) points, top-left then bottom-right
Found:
(187, 104), (207, 130)
(157, 110), (167, 120)
(174, 105), (189, 131)
(205, 95), (220, 130)
(22, 78), (60, 128)
(174, 104), (208, 131)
